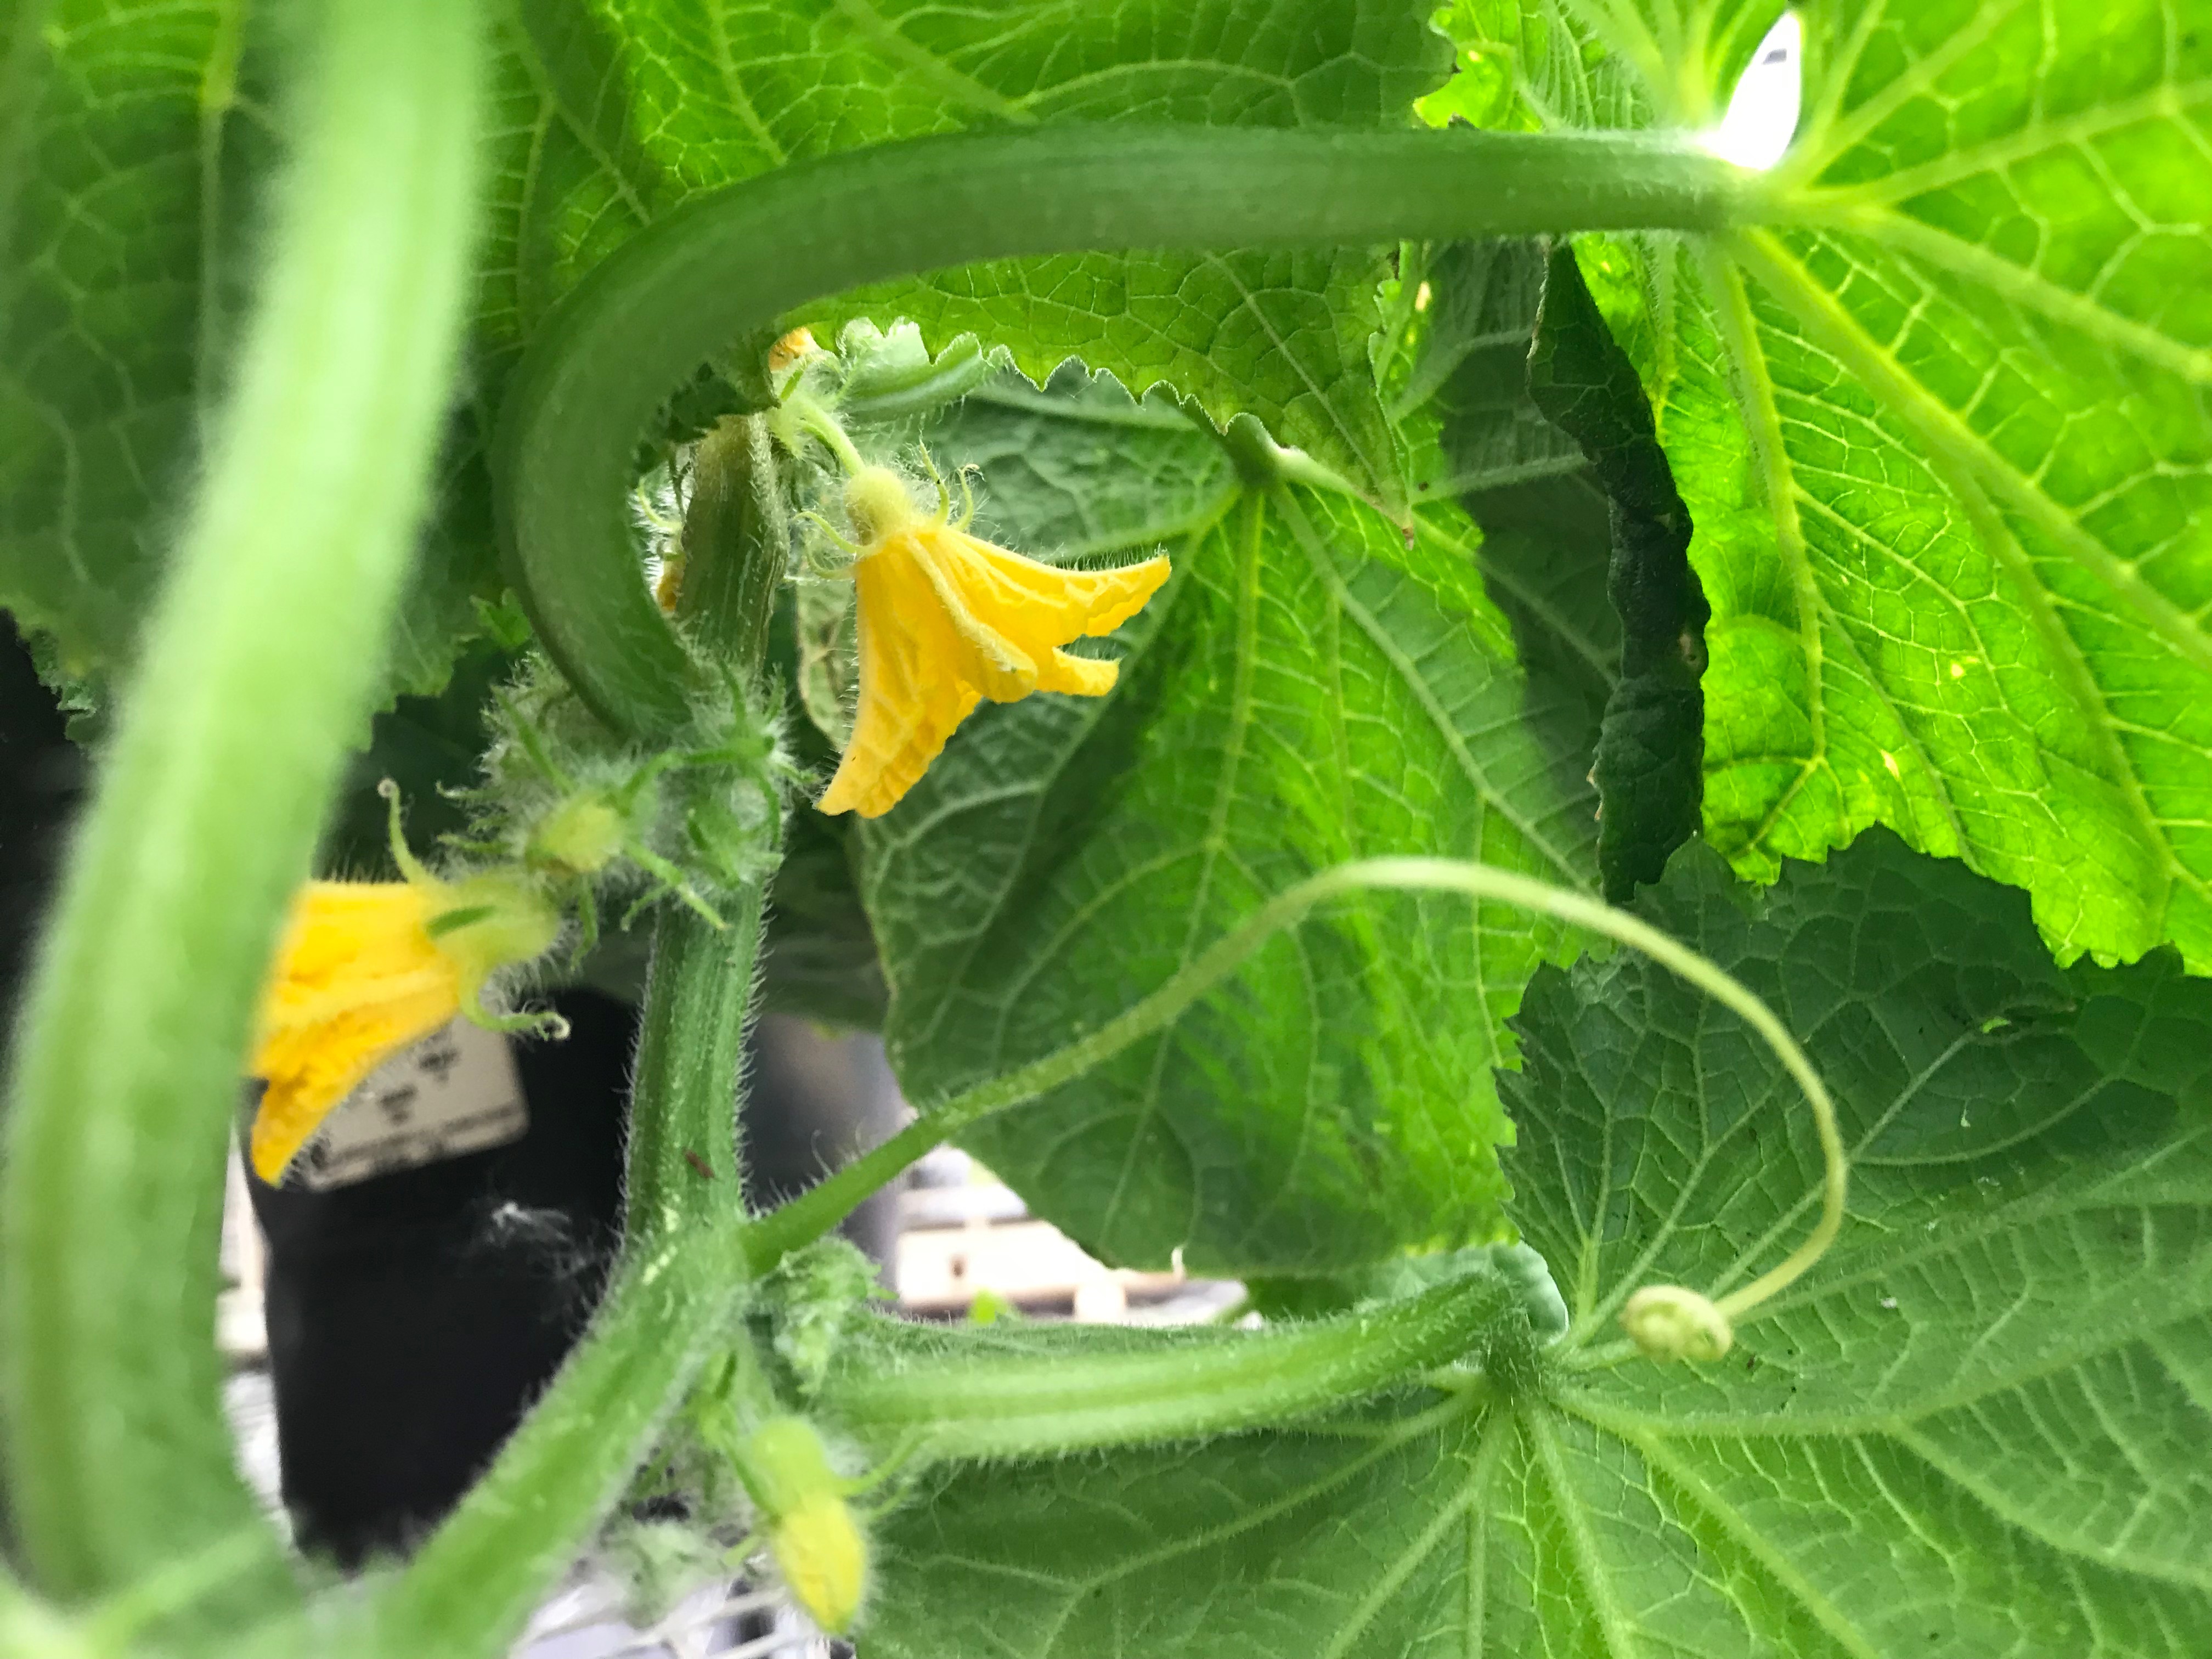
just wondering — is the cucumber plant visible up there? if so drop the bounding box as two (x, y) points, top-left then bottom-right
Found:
(3, 2), (2209, 1655)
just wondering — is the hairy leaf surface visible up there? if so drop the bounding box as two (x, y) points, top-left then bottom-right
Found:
(0, 3), (501, 701)
(864, 833), (2212, 1657)
(857, 366), (1599, 1273)
(478, 0), (1453, 502)
(1443, 0), (2212, 971)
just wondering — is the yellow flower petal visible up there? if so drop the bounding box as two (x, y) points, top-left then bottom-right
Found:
(770, 1496), (868, 1635)
(247, 881), (460, 1183)
(817, 469), (1171, 819)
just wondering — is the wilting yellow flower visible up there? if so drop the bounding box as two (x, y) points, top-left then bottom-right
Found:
(817, 465), (1170, 817)
(247, 836), (560, 1183)
(769, 1492), (867, 1635)
(652, 555), (685, 613)
(768, 326), (822, 373)
(732, 1414), (869, 1635)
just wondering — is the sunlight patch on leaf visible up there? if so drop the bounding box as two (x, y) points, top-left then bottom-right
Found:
(855, 365), (1600, 1273)
(1436, 0), (2212, 973)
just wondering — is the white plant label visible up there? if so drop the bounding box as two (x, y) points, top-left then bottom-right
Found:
(295, 1018), (528, 1190)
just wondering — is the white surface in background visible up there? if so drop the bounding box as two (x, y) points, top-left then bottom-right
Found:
(516, 1577), (827, 1659)
(1705, 12), (1802, 170)
(223, 1371), (286, 1531)
(297, 1018), (528, 1189)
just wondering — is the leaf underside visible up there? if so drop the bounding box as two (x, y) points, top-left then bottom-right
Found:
(860, 364), (1600, 1274)
(1524, 239), (1710, 902)
(1443, 0), (2212, 972)
(484, 0), (1452, 504)
(0, 2), (501, 704)
(2, 0), (1453, 703)
(865, 832), (2212, 1658)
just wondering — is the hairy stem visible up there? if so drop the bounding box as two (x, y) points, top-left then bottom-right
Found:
(676, 416), (788, 672)
(624, 907), (765, 1236)
(365, 422), (793, 1659)
(821, 1271), (1512, 1462)
(363, 1229), (747, 1658)
(496, 125), (1746, 740)
(624, 416), (787, 1238)
(0, 0), (483, 1605)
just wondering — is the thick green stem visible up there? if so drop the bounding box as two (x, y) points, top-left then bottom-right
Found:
(675, 416), (787, 672)
(496, 125), (1747, 740)
(624, 416), (787, 1239)
(625, 905), (766, 1237)
(364, 1228), (747, 1658)
(370, 423), (792, 1659)
(0, 0), (483, 1605)
(820, 1272), (1511, 1462)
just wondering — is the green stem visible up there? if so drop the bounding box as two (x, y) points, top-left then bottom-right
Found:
(624, 907), (765, 1237)
(376, 420), (793, 1658)
(363, 1229), (746, 1658)
(820, 1272), (1511, 1462)
(741, 857), (1844, 1302)
(788, 393), (871, 478)
(0, 0), (483, 1606)
(496, 125), (1747, 740)
(623, 416), (787, 1239)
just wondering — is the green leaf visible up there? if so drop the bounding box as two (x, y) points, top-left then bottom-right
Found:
(1410, 230), (1709, 900)
(0, 3), (503, 702)
(1527, 240), (1709, 903)
(761, 805), (887, 1030)
(1415, 237), (1621, 774)
(856, 365), (1598, 1274)
(1441, 0), (2212, 972)
(0, 2), (267, 690)
(478, 0), (1454, 503)
(318, 640), (515, 877)
(862, 832), (2212, 1657)
(757, 580), (888, 1029)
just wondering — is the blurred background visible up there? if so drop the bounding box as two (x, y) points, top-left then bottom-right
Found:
(2, 613), (1237, 1659)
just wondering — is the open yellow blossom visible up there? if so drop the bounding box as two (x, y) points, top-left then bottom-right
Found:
(817, 465), (1170, 817)
(247, 797), (560, 1183)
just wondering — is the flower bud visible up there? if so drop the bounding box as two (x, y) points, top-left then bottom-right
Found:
(1620, 1284), (1733, 1362)
(528, 792), (627, 877)
(733, 1414), (868, 1635)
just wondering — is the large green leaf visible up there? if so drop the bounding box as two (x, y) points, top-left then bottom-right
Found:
(1409, 231), (1712, 896)
(856, 365), (1599, 1274)
(0, 2), (501, 701)
(478, 0), (1453, 502)
(862, 832), (2212, 1657)
(0, 2), (260, 690)
(1441, 0), (2212, 973)
(1413, 238), (1623, 791)
(0, 0), (1453, 732)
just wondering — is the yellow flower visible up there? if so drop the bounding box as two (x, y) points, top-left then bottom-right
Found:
(731, 1414), (869, 1635)
(768, 1493), (868, 1635)
(247, 803), (561, 1183)
(768, 326), (822, 373)
(817, 465), (1171, 818)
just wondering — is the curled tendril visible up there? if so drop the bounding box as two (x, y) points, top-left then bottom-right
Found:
(1620, 1285), (1735, 1362)
(742, 855), (1851, 1361)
